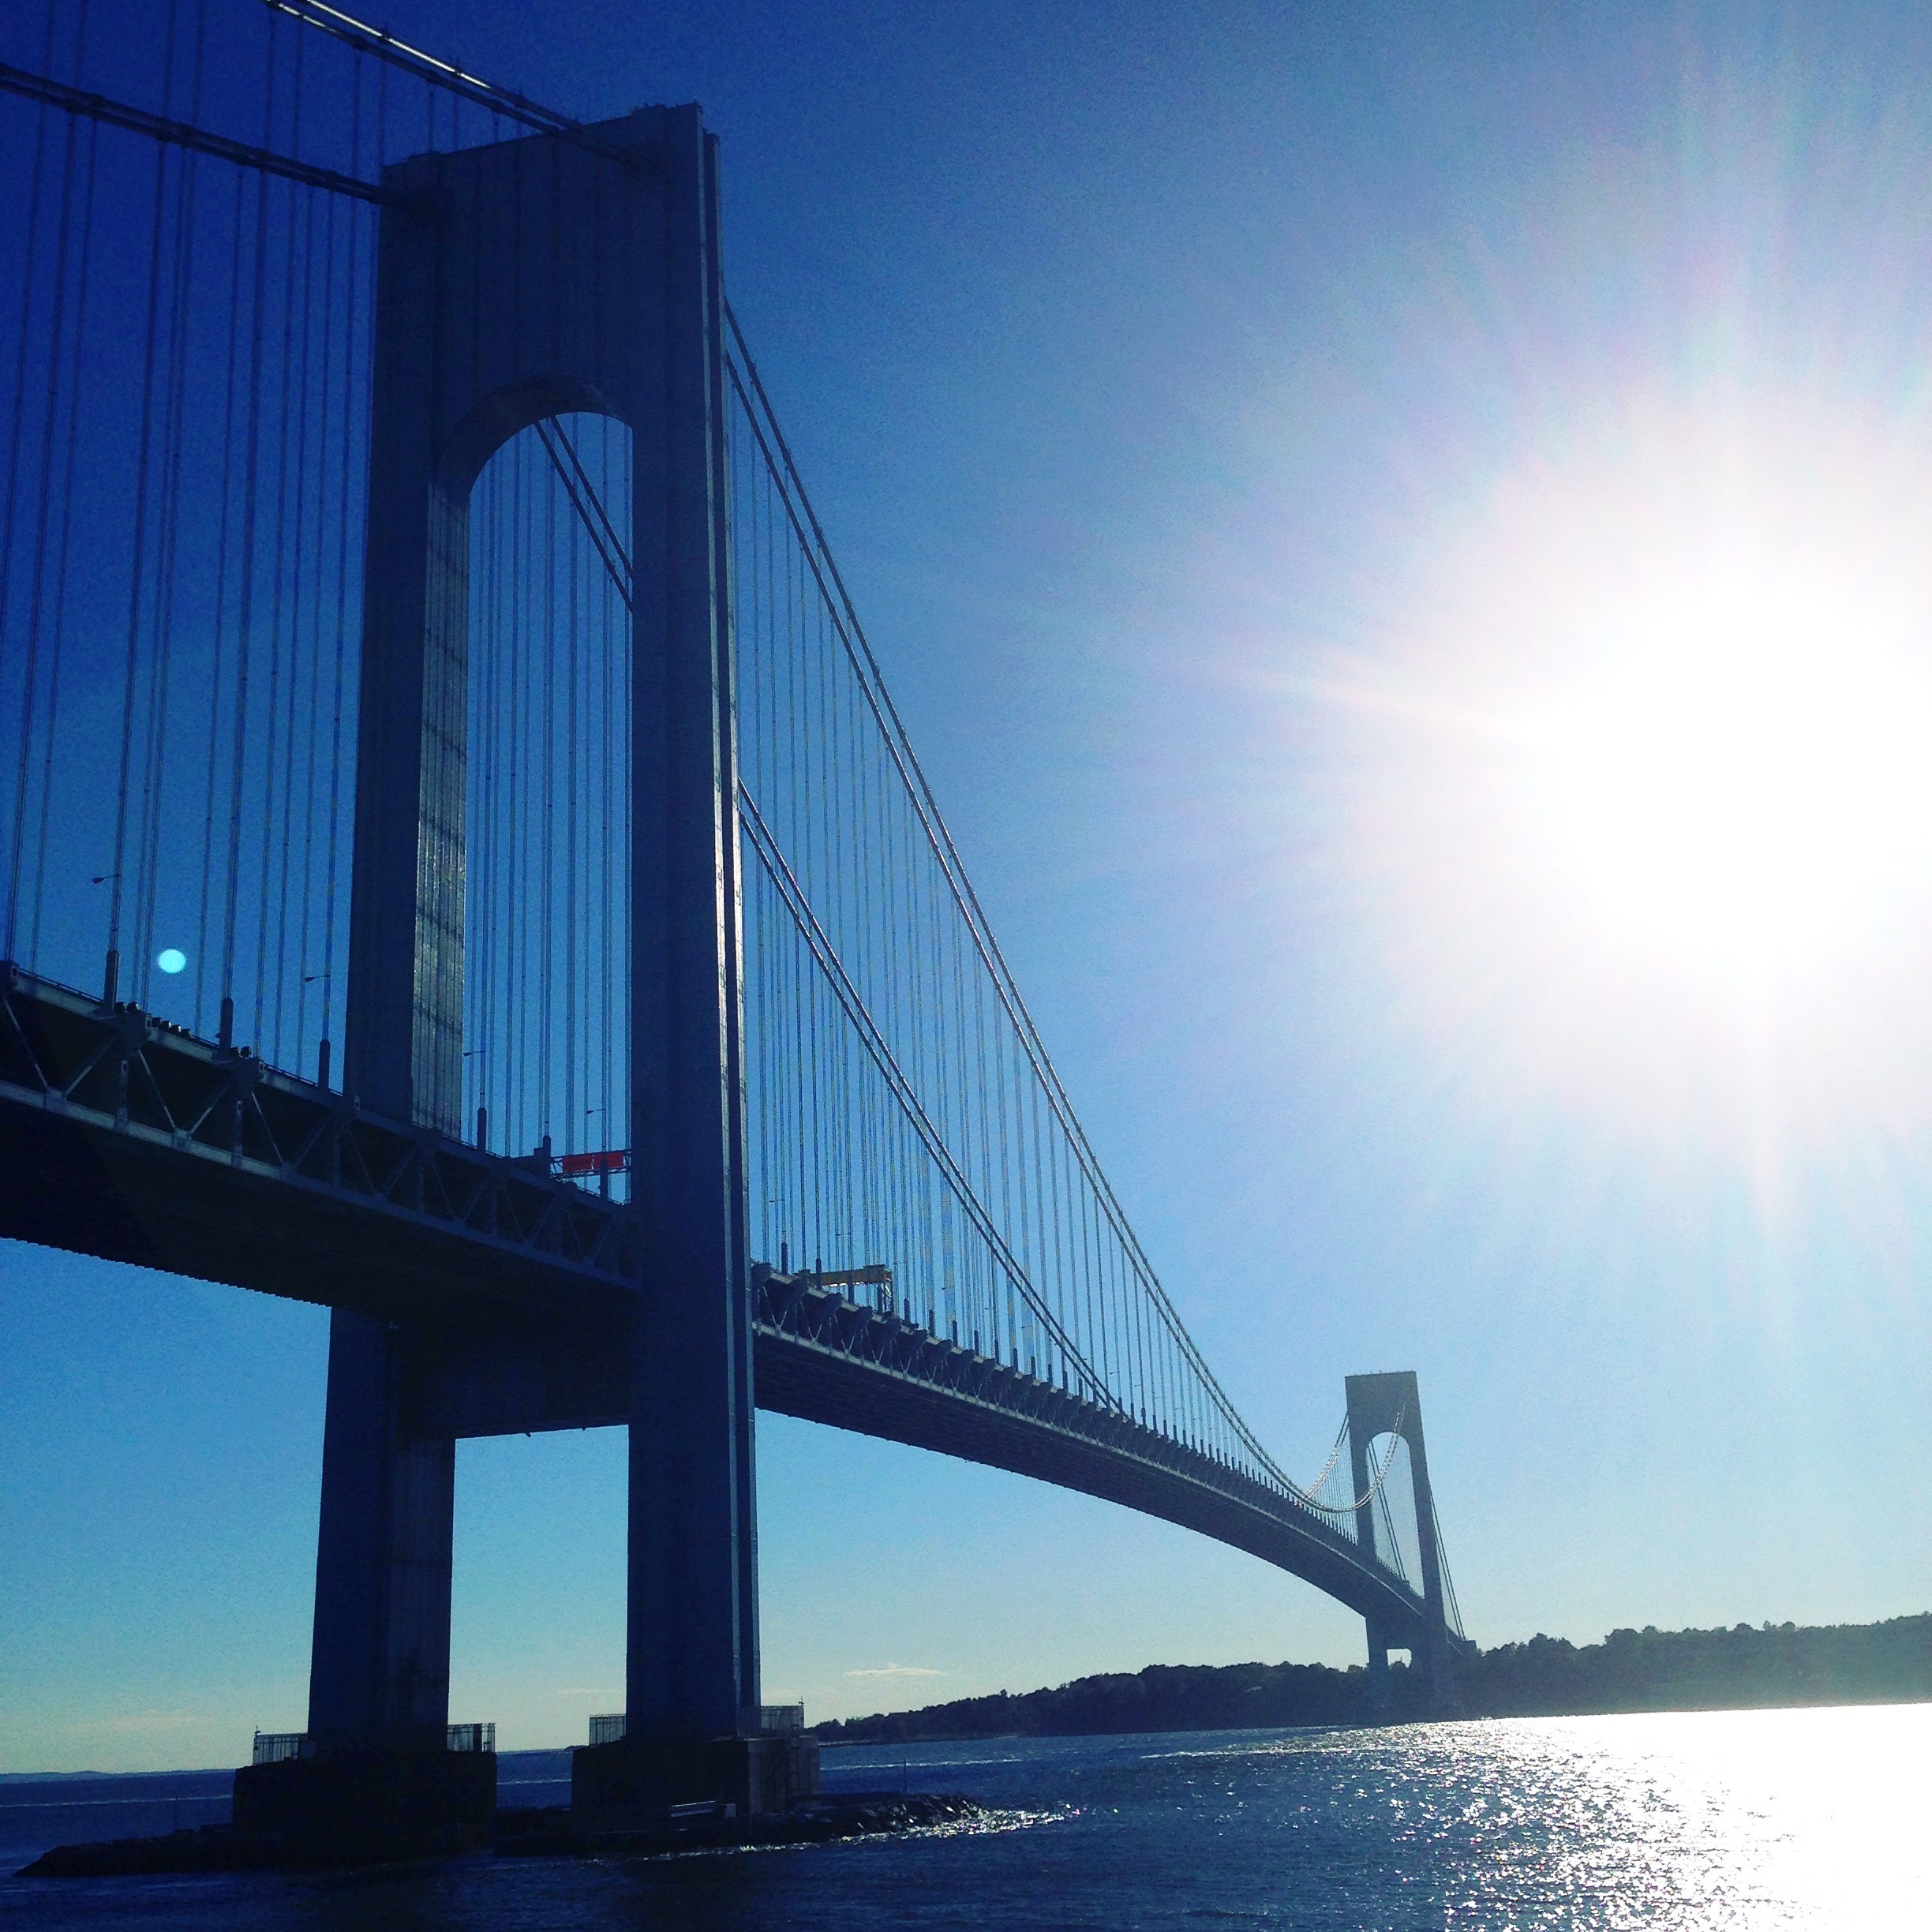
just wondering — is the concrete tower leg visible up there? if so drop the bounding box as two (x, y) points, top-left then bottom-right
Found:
(597, 105), (774, 1823)
(620, 108), (753, 1752)
(307, 1310), (454, 1747)
(1404, 1407), (1458, 1715)
(1347, 1415), (1392, 1711)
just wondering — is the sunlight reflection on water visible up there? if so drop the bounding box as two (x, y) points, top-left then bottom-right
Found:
(1312, 1707), (1930, 1927)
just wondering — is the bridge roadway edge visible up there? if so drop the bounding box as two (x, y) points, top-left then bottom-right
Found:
(0, 966), (1441, 1658)
(752, 1330), (1439, 1649)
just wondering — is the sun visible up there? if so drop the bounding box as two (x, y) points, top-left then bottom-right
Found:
(1331, 386), (1932, 1113)
(1522, 567), (1932, 983)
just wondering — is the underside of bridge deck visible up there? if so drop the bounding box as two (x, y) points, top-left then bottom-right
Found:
(0, 966), (639, 1331)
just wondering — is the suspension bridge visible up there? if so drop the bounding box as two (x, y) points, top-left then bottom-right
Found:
(0, 0), (1469, 1833)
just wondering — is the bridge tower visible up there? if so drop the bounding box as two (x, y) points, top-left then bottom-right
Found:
(308, 105), (762, 1814)
(1345, 1370), (1458, 1713)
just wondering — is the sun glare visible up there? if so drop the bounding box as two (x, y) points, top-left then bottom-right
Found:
(1329, 391), (1932, 1125)
(1524, 571), (1932, 981)
(1515, 564), (1932, 973)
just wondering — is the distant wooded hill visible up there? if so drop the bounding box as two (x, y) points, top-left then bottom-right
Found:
(814, 1612), (1932, 1744)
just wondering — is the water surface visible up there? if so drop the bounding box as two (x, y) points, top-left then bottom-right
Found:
(2, 1703), (1923, 1929)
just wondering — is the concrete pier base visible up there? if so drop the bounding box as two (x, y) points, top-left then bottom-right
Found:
(231, 1747), (496, 1861)
(569, 1732), (819, 1833)
(1365, 1625), (1392, 1709)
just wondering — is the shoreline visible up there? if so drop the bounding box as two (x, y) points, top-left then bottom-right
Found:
(820, 1687), (1932, 1750)
(818, 1613), (1932, 1748)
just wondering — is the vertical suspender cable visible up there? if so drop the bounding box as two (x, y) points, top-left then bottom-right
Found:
(133, 129), (194, 1010)
(256, 30), (306, 1052)
(316, 48), (363, 1088)
(197, 139), (245, 1037)
(1, 7), (58, 963)
(105, 62), (178, 1007)
(14, 122), (77, 967)
(28, 114), (99, 966)
(222, 17), (279, 1050)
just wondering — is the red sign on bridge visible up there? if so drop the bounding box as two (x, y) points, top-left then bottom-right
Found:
(556, 1149), (629, 1178)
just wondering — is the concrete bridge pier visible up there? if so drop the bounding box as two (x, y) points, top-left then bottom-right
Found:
(1364, 1619), (1394, 1710)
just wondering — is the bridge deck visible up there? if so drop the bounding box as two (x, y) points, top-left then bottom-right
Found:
(0, 964), (1445, 1652)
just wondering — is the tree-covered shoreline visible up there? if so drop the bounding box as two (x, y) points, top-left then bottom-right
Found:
(815, 1612), (1932, 1744)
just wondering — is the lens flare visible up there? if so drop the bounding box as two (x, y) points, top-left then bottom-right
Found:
(155, 948), (187, 975)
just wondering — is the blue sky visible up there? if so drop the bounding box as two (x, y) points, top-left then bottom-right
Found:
(7, 0), (1932, 1771)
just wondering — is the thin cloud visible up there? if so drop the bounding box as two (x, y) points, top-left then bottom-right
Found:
(844, 1663), (945, 1680)
(80, 1709), (207, 1733)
